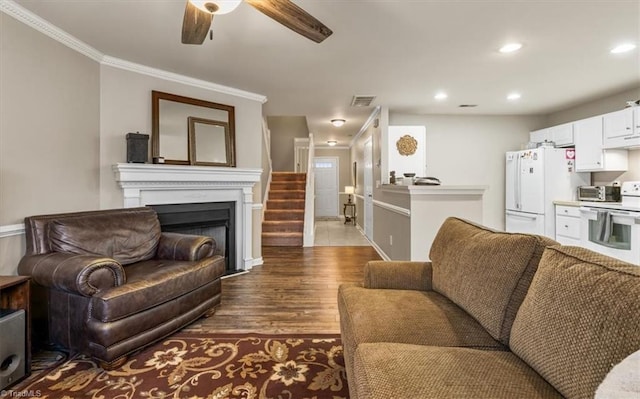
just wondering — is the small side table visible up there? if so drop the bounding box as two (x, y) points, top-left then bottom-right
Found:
(343, 203), (356, 225)
(0, 276), (31, 380)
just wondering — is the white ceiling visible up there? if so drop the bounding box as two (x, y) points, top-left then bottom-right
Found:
(11, 0), (640, 145)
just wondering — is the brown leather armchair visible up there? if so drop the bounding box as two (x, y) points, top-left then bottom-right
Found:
(18, 207), (225, 369)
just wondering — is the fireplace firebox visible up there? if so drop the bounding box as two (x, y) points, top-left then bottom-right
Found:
(150, 202), (236, 274)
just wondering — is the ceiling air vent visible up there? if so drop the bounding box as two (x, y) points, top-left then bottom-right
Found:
(351, 95), (376, 107)
(458, 104), (478, 108)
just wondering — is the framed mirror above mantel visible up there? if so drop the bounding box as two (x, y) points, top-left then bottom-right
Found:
(151, 90), (236, 167)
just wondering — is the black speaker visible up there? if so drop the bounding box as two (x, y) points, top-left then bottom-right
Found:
(0, 309), (26, 390)
(126, 132), (149, 163)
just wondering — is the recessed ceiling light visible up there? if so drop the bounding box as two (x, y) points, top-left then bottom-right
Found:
(327, 140), (338, 146)
(611, 43), (636, 54)
(507, 93), (521, 101)
(499, 43), (523, 53)
(330, 119), (346, 127)
(434, 92), (448, 100)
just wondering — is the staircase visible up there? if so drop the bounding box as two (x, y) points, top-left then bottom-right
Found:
(262, 172), (307, 247)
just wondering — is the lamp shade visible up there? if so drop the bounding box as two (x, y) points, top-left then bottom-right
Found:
(345, 186), (355, 194)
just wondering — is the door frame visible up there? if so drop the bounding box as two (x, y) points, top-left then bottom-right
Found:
(364, 137), (373, 239)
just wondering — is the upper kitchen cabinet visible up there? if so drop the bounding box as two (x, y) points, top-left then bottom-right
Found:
(550, 122), (574, 147)
(530, 123), (574, 147)
(575, 115), (628, 172)
(530, 128), (550, 144)
(604, 107), (640, 149)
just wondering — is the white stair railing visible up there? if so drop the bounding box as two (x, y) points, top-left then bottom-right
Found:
(303, 134), (315, 247)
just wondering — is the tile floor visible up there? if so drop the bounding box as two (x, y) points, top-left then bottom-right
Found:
(314, 218), (371, 246)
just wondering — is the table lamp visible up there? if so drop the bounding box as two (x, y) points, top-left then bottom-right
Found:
(345, 186), (355, 203)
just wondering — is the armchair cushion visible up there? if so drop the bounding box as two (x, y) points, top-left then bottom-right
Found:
(91, 256), (225, 322)
(49, 211), (161, 265)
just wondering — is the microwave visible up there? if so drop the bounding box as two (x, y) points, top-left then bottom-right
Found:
(578, 186), (621, 202)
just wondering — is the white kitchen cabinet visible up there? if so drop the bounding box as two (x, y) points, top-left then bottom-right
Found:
(529, 124), (574, 147)
(574, 115), (628, 172)
(555, 205), (582, 246)
(550, 123), (574, 147)
(603, 108), (640, 148)
(530, 128), (550, 144)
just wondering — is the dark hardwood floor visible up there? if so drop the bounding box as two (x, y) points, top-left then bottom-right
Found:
(187, 246), (382, 334)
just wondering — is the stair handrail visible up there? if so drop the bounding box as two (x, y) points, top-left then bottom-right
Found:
(303, 133), (315, 247)
(261, 117), (273, 217)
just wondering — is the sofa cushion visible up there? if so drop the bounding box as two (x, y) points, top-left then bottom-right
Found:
(429, 217), (557, 345)
(339, 285), (503, 350)
(352, 343), (562, 399)
(510, 246), (640, 399)
(49, 210), (161, 265)
(90, 256), (225, 323)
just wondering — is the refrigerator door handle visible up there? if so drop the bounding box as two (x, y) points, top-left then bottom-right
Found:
(506, 210), (538, 220)
(515, 156), (521, 210)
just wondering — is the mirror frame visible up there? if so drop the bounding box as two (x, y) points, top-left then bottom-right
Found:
(151, 90), (236, 166)
(188, 117), (235, 166)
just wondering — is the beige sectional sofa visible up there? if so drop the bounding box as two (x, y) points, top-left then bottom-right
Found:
(338, 217), (640, 399)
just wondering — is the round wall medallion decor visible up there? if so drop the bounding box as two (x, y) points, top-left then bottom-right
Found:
(396, 134), (418, 156)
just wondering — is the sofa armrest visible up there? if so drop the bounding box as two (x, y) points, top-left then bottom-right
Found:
(157, 232), (215, 261)
(364, 260), (433, 291)
(18, 253), (125, 296)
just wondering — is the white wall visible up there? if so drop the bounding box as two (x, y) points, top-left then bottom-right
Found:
(387, 114), (546, 230)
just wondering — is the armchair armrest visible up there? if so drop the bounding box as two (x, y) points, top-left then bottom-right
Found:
(18, 253), (125, 296)
(157, 232), (215, 261)
(364, 260), (433, 291)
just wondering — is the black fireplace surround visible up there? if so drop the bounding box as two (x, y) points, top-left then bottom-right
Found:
(150, 202), (236, 274)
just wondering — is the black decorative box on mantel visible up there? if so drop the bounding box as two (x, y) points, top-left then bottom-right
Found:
(126, 132), (149, 163)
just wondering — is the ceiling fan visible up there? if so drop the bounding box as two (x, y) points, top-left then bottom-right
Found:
(182, 0), (333, 44)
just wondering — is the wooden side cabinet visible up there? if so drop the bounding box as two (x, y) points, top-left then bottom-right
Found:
(0, 276), (31, 378)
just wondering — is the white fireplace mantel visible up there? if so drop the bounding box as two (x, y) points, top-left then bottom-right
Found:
(113, 163), (262, 270)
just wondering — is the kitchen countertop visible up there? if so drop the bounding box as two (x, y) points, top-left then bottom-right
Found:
(381, 184), (488, 196)
(553, 200), (582, 207)
(554, 200), (640, 212)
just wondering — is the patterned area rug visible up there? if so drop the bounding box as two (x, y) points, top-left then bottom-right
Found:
(10, 333), (348, 399)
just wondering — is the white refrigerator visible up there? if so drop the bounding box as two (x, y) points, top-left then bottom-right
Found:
(505, 147), (589, 238)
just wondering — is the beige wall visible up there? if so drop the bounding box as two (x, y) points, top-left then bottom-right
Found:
(387, 114), (545, 230)
(267, 116), (309, 171)
(0, 15), (265, 274)
(0, 13), (100, 274)
(99, 65), (265, 209)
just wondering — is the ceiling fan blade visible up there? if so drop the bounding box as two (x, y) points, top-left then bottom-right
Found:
(182, 1), (213, 45)
(245, 0), (333, 43)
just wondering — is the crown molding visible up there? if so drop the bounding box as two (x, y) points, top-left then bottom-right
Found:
(1, 0), (104, 62)
(1, 0), (268, 103)
(351, 106), (382, 148)
(102, 56), (267, 103)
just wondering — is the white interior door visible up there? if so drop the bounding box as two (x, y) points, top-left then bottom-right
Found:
(364, 138), (373, 239)
(314, 157), (339, 217)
